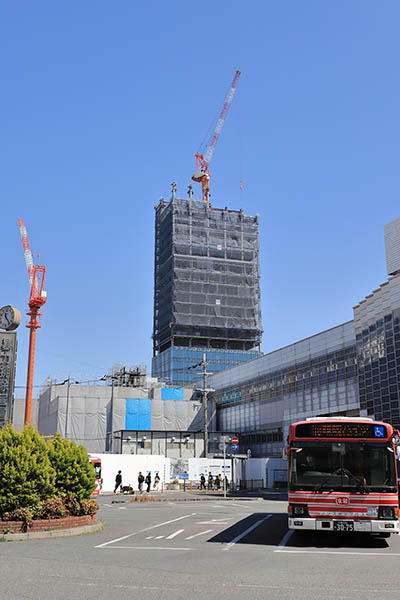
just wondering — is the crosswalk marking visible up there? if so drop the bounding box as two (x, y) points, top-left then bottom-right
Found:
(145, 536), (154, 539)
(185, 529), (214, 540)
(154, 535), (164, 539)
(166, 529), (184, 540)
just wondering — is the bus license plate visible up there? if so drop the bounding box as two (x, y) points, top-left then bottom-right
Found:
(333, 521), (354, 532)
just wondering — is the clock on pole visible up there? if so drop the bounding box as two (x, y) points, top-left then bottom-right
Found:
(0, 305), (21, 331)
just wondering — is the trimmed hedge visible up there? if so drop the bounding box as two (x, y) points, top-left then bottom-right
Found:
(0, 425), (97, 520)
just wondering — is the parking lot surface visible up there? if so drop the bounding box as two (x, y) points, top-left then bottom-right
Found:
(1, 495), (400, 600)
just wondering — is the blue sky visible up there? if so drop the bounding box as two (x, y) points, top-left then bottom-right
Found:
(2, 1), (399, 393)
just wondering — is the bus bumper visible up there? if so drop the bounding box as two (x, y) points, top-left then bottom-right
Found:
(288, 517), (399, 534)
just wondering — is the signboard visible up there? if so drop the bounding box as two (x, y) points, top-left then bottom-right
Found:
(0, 332), (17, 429)
(295, 422), (388, 440)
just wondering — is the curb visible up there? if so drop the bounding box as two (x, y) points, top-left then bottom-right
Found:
(0, 520), (104, 542)
(111, 496), (263, 504)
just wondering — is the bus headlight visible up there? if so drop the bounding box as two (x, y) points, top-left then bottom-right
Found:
(378, 506), (396, 520)
(290, 504), (309, 517)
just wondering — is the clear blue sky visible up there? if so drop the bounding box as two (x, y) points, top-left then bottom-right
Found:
(2, 1), (399, 393)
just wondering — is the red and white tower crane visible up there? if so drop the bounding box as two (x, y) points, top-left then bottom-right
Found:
(192, 69), (241, 203)
(18, 219), (47, 426)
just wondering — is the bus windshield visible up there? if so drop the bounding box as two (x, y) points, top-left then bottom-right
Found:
(92, 462), (101, 478)
(289, 441), (397, 492)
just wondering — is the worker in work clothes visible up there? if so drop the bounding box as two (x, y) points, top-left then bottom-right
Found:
(114, 470), (122, 493)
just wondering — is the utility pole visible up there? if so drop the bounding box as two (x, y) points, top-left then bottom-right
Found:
(188, 353), (213, 458)
(64, 377), (80, 439)
(102, 374), (116, 452)
(202, 354), (208, 458)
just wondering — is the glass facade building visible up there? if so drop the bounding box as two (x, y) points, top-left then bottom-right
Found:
(206, 273), (400, 458)
(354, 274), (400, 428)
(209, 322), (358, 457)
(152, 347), (259, 386)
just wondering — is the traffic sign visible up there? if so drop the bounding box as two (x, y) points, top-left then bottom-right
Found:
(231, 436), (239, 445)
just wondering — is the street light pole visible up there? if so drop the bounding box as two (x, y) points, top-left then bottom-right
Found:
(222, 435), (231, 499)
(64, 377), (70, 439)
(223, 437), (227, 498)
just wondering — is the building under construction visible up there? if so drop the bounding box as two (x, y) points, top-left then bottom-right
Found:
(152, 185), (262, 386)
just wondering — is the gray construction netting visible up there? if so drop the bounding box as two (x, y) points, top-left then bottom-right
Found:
(154, 198), (262, 335)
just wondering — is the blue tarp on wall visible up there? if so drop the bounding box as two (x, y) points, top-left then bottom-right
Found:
(161, 388), (184, 401)
(125, 398), (152, 430)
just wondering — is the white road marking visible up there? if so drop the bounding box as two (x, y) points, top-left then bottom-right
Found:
(196, 518), (231, 525)
(166, 529), (184, 540)
(118, 507), (127, 510)
(223, 514), (271, 551)
(95, 513), (196, 548)
(185, 529), (214, 540)
(103, 546), (192, 551)
(145, 536), (154, 539)
(154, 535), (164, 539)
(103, 503), (113, 508)
(274, 549), (400, 556)
(278, 529), (294, 547)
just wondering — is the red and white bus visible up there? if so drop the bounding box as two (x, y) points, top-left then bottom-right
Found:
(288, 417), (400, 537)
(90, 457), (102, 495)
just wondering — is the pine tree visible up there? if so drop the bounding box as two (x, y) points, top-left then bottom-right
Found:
(47, 433), (96, 500)
(0, 425), (56, 515)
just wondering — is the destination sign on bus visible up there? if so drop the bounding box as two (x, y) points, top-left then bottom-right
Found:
(295, 422), (387, 439)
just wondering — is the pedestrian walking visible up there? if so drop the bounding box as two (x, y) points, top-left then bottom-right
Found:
(145, 472), (151, 493)
(138, 471), (144, 493)
(114, 470), (122, 493)
(214, 475), (220, 490)
(200, 474), (206, 490)
(208, 473), (213, 490)
(153, 473), (160, 491)
(224, 476), (229, 491)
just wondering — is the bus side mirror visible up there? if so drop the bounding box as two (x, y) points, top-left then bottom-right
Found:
(282, 447), (288, 461)
(396, 447), (400, 461)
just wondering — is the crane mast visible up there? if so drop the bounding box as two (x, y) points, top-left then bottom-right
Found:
(192, 69), (241, 203)
(18, 219), (47, 426)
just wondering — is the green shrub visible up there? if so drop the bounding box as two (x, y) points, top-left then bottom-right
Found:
(3, 508), (33, 531)
(47, 433), (96, 500)
(61, 493), (81, 516)
(39, 497), (66, 519)
(80, 499), (99, 516)
(0, 425), (56, 516)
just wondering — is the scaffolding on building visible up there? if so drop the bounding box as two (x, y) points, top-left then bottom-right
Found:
(153, 191), (262, 357)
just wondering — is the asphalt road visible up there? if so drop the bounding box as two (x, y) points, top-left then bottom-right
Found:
(1, 494), (400, 600)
